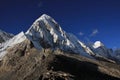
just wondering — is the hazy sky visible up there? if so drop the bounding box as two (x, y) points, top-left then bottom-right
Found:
(0, 0), (120, 48)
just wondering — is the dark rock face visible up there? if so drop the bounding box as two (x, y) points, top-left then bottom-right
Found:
(0, 40), (119, 80)
(0, 36), (5, 43)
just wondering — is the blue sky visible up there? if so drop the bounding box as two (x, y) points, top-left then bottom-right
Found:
(0, 0), (120, 48)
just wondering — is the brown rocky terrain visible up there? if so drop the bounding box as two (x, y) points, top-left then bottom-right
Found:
(0, 40), (119, 80)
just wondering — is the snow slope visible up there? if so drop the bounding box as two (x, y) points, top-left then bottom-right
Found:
(0, 32), (26, 59)
(26, 14), (95, 57)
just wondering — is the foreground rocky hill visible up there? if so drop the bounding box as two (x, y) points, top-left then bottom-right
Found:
(0, 40), (119, 80)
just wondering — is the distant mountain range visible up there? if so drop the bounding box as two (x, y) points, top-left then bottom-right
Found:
(0, 14), (120, 62)
(0, 14), (120, 80)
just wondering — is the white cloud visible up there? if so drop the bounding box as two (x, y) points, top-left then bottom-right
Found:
(79, 32), (84, 36)
(90, 29), (99, 37)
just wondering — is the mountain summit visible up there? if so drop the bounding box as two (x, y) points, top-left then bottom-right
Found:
(25, 14), (94, 56)
(93, 41), (104, 48)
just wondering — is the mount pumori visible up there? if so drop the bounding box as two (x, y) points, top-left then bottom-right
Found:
(0, 14), (119, 62)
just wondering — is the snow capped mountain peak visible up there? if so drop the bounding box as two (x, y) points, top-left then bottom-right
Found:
(25, 14), (95, 57)
(91, 41), (113, 58)
(35, 14), (55, 23)
(93, 41), (104, 48)
(40, 14), (51, 19)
